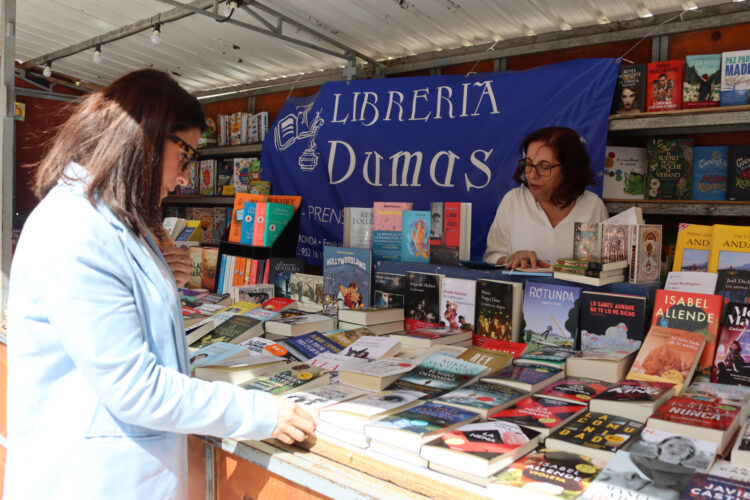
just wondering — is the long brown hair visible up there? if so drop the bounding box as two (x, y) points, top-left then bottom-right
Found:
(512, 126), (597, 208)
(34, 69), (204, 237)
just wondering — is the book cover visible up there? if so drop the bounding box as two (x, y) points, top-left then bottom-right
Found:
(692, 146), (728, 201)
(424, 421), (540, 465)
(521, 281), (581, 349)
(631, 224), (662, 283)
(263, 202), (295, 247)
(714, 269), (750, 313)
(680, 473), (750, 500)
(404, 271), (441, 331)
(201, 247), (219, 291)
(653, 396), (740, 432)
(646, 137), (693, 200)
(282, 383), (366, 414)
(437, 381), (526, 412)
(485, 364), (562, 388)
(283, 332), (345, 360)
(573, 223), (600, 261)
(320, 389), (425, 419)
(651, 289), (723, 378)
(708, 224), (750, 273)
(429, 202), (466, 266)
(400, 210), (431, 263)
(492, 449), (604, 499)
(251, 202), (266, 247)
(475, 279), (520, 344)
(458, 346), (513, 373)
(440, 277), (476, 332)
(189, 314), (262, 349)
(239, 202), (256, 245)
(674, 224), (713, 272)
(720, 50), (750, 106)
(371, 201), (412, 261)
(600, 223), (630, 264)
(594, 380), (676, 403)
(373, 272), (405, 308)
(188, 341), (247, 370)
(612, 63), (646, 114)
(646, 60), (683, 111)
(727, 145), (750, 201)
(366, 402), (478, 437)
(537, 378), (610, 404)
(515, 346), (580, 369)
(289, 273), (324, 305)
(339, 336), (401, 361)
(603, 146), (647, 200)
(212, 206), (227, 245)
(712, 304), (750, 385)
(194, 207), (215, 246)
(683, 54), (722, 109)
(389, 353), (487, 399)
(489, 396), (586, 431)
(266, 258), (305, 299)
(216, 159), (234, 196)
(627, 325), (706, 395)
(547, 411), (643, 454)
(240, 363), (329, 395)
(342, 207), (373, 249)
(233, 157), (253, 194)
(580, 291), (647, 352)
(322, 246), (372, 314)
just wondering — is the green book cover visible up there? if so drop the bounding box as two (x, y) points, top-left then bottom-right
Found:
(240, 363), (327, 395)
(646, 137), (694, 200)
(263, 202), (295, 247)
(190, 314), (260, 349)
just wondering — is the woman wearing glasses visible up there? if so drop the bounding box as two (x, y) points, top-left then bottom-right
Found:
(6, 69), (314, 500)
(483, 126), (608, 269)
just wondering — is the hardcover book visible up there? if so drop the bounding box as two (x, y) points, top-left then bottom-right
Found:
(627, 325), (706, 395)
(589, 379), (677, 423)
(708, 224), (750, 273)
(630, 224), (662, 283)
(720, 49), (750, 106)
(482, 363), (565, 393)
(579, 291), (647, 352)
(673, 223), (713, 272)
(371, 201), (412, 261)
(692, 146), (728, 201)
(646, 59), (683, 111)
(536, 377), (611, 404)
(646, 137), (693, 200)
(439, 277), (476, 332)
(232, 157), (254, 194)
(289, 273), (324, 305)
(573, 222), (600, 261)
(712, 303), (750, 385)
(322, 246), (372, 314)
(683, 54), (722, 109)
(732, 423), (750, 469)
(262, 202), (295, 247)
(404, 271), (442, 330)
(600, 223), (630, 264)
(488, 396), (587, 437)
(428, 201), (471, 266)
(373, 272), (405, 308)
(216, 159), (234, 196)
(266, 258), (305, 299)
(281, 332), (345, 361)
(583, 429), (717, 500)
(603, 146), (647, 199)
(521, 281), (581, 349)
(342, 207), (373, 249)
(388, 352), (488, 399)
(727, 145), (750, 201)
(400, 210), (431, 263)
(648, 395), (739, 451)
(651, 289), (723, 378)
(545, 411), (644, 464)
(436, 381), (527, 418)
(240, 362), (330, 395)
(474, 279), (523, 344)
(612, 64), (646, 114)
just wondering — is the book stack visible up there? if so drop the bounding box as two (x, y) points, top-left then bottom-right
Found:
(337, 307), (405, 336)
(553, 258), (627, 286)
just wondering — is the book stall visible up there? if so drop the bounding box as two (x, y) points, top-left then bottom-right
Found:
(7, 2), (750, 500)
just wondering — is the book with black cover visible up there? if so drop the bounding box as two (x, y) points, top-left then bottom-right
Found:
(579, 291), (647, 352)
(266, 257), (305, 299)
(404, 271), (442, 331)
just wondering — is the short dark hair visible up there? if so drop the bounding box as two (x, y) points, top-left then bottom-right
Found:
(512, 126), (597, 208)
(658, 73), (668, 79)
(34, 69), (205, 237)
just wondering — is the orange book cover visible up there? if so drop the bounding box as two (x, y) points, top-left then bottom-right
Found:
(201, 247), (219, 291)
(244, 258), (253, 285)
(250, 259), (259, 285)
(232, 257), (244, 287)
(228, 193), (301, 243)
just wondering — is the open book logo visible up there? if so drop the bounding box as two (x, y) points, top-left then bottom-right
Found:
(274, 103), (325, 172)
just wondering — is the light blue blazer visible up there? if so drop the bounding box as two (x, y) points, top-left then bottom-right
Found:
(5, 164), (278, 500)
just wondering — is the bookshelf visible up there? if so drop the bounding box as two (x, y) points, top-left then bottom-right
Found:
(197, 143), (263, 156)
(605, 200), (750, 217)
(607, 105), (750, 136)
(163, 195), (234, 206)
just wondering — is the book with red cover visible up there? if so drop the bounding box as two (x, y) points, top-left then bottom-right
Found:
(472, 338), (527, 359)
(646, 60), (683, 111)
(651, 289), (723, 378)
(712, 303), (750, 385)
(429, 202), (462, 266)
(261, 297), (296, 312)
(488, 396), (587, 436)
(536, 377), (610, 404)
(652, 396), (740, 432)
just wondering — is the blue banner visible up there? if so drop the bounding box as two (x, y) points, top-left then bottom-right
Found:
(263, 58), (620, 265)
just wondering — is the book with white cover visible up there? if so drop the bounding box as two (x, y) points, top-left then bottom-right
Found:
(338, 357), (417, 391)
(664, 271), (718, 293)
(308, 352), (368, 373)
(318, 389), (425, 432)
(282, 383), (367, 418)
(264, 313), (336, 337)
(339, 336), (401, 361)
(439, 277), (476, 332)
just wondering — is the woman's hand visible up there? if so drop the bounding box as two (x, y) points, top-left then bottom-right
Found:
(506, 250), (551, 270)
(161, 244), (191, 287)
(271, 396), (316, 444)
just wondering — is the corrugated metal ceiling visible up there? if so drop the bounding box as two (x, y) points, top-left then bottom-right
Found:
(14, 0), (737, 94)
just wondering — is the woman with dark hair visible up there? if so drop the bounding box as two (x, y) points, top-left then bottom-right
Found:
(483, 126), (608, 268)
(6, 69), (314, 500)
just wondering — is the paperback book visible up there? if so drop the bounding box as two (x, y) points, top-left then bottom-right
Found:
(727, 145), (750, 201)
(342, 207), (373, 249)
(646, 137), (693, 200)
(536, 377), (611, 404)
(428, 201), (471, 266)
(579, 291), (647, 352)
(266, 257), (305, 299)
(629, 224), (663, 283)
(439, 277), (475, 332)
(281, 332), (345, 361)
(388, 352), (488, 399)
(317, 389), (425, 433)
(521, 281), (581, 349)
(589, 379), (677, 423)
(673, 224), (713, 272)
(692, 146), (728, 201)
(602, 146), (647, 199)
(404, 271), (442, 330)
(714, 270), (750, 314)
(436, 381), (527, 418)
(683, 53), (722, 109)
(240, 362), (330, 395)
(712, 304), (750, 385)
(322, 246), (372, 313)
(373, 272), (405, 308)
(400, 210), (431, 263)
(482, 364), (564, 393)
(282, 383), (367, 418)
(708, 224), (750, 273)
(371, 201), (412, 261)
(289, 273), (324, 305)
(474, 279), (523, 344)
(646, 59), (683, 111)
(720, 50), (750, 106)
(680, 473), (750, 500)
(611, 63), (646, 114)
(488, 395), (587, 438)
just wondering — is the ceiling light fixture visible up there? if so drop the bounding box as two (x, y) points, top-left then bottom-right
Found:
(93, 44), (102, 64)
(637, 5), (653, 18)
(43, 62), (52, 77)
(151, 23), (161, 44)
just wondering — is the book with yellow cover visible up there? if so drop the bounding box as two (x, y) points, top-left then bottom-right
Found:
(708, 224), (750, 273)
(673, 223), (713, 272)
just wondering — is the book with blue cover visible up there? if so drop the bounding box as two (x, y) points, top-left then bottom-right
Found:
(521, 281), (582, 350)
(400, 210), (431, 263)
(239, 202), (256, 245)
(720, 50), (750, 106)
(322, 245), (372, 314)
(281, 331), (345, 361)
(692, 146), (728, 201)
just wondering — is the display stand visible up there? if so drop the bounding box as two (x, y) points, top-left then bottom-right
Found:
(213, 209), (301, 293)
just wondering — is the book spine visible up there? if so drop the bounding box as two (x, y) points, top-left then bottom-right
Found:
(217, 254), (227, 294)
(252, 202), (267, 247)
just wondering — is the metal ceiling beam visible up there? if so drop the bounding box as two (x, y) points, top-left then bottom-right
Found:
(20, 0), (215, 69)
(0, 0), (15, 312)
(157, 0), (379, 66)
(16, 87), (79, 102)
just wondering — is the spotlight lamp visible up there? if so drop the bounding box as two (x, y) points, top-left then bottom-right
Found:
(93, 44), (102, 64)
(43, 62), (52, 77)
(151, 23), (161, 44)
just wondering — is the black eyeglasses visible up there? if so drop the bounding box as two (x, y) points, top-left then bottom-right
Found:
(518, 158), (561, 178)
(168, 135), (200, 171)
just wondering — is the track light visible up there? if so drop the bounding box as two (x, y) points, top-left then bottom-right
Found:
(151, 23), (161, 44)
(93, 44), (102, 64)
(224, 1), (239, 16)
(43, 62), (52, 77)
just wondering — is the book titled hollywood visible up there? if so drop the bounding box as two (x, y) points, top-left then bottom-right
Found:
(322, 246), (371, 313)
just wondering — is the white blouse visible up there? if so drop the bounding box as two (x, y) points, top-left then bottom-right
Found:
(483, 186), (609, 265)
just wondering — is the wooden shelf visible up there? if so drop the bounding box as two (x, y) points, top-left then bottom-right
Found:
(197, 143), (263, 156)
(605, 199), (750, 217)
(608, 105), (750, 135)
(162, 195), (234, 206)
